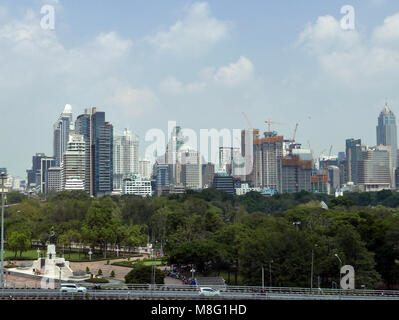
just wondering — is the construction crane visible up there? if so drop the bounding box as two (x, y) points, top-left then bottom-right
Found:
(328, 145), (333, 157)
(318, 149), (327, 161)
(242, 112), (253, 130)
(292, 123), (299, 142)
(264, 119), (285, 133)
(308, 140), (314, 167)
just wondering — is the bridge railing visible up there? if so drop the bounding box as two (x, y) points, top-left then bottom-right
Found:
(101, 283), (399, 297)
(2, 283), (399, 298)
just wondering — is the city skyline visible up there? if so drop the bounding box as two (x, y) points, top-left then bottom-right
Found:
(2, 1), (399, 177)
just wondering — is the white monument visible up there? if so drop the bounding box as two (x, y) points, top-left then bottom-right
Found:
(31, 244), (74, 279)
(11, 227), (89, 282)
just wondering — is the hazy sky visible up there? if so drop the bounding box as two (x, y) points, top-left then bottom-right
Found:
(2, 0), (399, 177)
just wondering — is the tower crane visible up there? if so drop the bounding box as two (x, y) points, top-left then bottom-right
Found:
(292, 123), (299, 142)
(242, 112), (253, 131)
(264, 119), (285, 133)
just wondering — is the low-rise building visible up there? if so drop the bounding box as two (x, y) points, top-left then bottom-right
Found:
(122, 174), (152, 197)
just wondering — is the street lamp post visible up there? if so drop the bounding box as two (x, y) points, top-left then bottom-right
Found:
(269, 260), (273, 288)
(190, 267), (196, 284)
(311, 244), (318, 293)
(1, 172), (7, 289)
(261, 265), (264, 290)
(334, 253), (343, 297)
(293, 221), (301, 231)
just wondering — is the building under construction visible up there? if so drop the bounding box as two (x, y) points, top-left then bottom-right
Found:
(281, 155), (312, 193)
(253, 132), (284, 192)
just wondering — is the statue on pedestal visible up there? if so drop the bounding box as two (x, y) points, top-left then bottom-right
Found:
(49, 226), (56, 244)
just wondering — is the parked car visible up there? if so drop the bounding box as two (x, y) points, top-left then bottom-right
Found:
(59, 283), (87, 293)
(198, 287), (220, 297)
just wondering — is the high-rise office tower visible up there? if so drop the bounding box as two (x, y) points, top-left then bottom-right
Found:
(357, 146), (392, 191)
(39, 156), (56, 194)
(53, 104), (73, 167)
(345, 138), (365, 184)
(219, 147), (240, 176)
(212, 172), (235, 195)
(155, 163), (170, 191)
(377, 103), (397, 187)
(165, 126), (185, 185)
(179, 145), (202, 189)
(253, 131), (283, 192)
(26, 153), (46, 188)
(113, 129), (139, 190)
(202, 162), (215, 188)
(47, 167), (62, 193)
(241, 128), (260, 186)
(139, 159), (151, 180)
(62, 134), (85, 190)
(75, 112), (91, 193)
(75, 107), (113, 196)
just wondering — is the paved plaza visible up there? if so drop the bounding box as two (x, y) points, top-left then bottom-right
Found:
(3, 254), (182, 287)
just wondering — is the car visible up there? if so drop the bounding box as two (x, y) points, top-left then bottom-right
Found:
(92, 284), (102, 290)
(198, 287), (220, 297)
(59, 283), (87, 293)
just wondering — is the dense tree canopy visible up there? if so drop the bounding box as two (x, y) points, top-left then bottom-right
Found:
(5, 189), (399, 288)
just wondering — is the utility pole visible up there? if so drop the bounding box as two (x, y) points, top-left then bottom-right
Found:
(261, 265), (264, 289)
(311, 244), (318, 293)
(335, 254), (343, 298)
(1, 172), (7, 289)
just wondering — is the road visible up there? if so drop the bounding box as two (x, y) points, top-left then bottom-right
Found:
(1, 286), (399, 300)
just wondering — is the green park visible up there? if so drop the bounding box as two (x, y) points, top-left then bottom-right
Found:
(3, 188), (399, 288)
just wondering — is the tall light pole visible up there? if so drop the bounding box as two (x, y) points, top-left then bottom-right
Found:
(334, 253), (342, 297)
(262, 265), (265, 289)
(1, 172), (7, 289)
(269, 260), (273, 288)
(311, 244), (318, 292)
(293, 221), (301, 231)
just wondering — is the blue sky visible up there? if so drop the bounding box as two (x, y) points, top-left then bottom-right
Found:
(2, 0), (399, 177)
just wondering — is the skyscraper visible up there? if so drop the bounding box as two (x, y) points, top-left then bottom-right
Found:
(345, 138), (365, 184)
(253, 131), (283, 192)
(53, 104), (73, 167)
(165, 126), (185, 185)
(26, 153), (46, 188)
(376, 103), (397, 187)
(139, 159), (151, 180)
(75, 107), (113, 196)
(357, 146), (392, 191)
(179, 145), (202, 189)
(113, 129), (139, 190)
(281, 155), (312, 193)
(39, 156), (56, 194)
(62, 134), (86, 190)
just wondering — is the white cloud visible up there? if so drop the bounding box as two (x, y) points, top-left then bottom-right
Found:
(160, 76), (205, 94)
(107, 86), (159, 116)
(297, 15), (360, 54)
(297, 13), (399, 86)
(372, 13), (399, 48)
(212, 56), (254, 86)
(160, 56), (254, 95)
(148, 2), (229, 56)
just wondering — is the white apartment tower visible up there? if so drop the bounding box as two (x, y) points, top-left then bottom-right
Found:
(62, 134), (86, 190)
(113, 128), (140, 190)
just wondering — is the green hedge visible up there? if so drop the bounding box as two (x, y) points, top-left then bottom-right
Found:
(84, 278), (109, 283)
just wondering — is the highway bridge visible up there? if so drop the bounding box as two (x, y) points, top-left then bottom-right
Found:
(1, 285), (399, 300)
